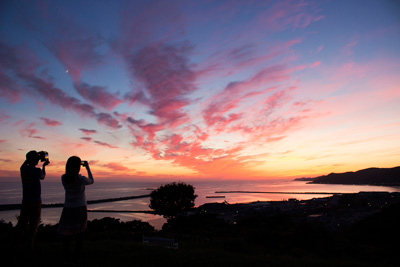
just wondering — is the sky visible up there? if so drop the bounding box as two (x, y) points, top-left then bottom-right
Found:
(0, 0), (399, 181)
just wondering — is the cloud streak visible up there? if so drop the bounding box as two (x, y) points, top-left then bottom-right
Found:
(103, 162), (132, 172)
(19, 122), (45, 139)
(79, 129), (97, 135)
(40, 117), (62, 127)
(93, 141), (118, 149)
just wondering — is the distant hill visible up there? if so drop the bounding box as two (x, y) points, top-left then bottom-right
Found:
(296, 166), (400, 186)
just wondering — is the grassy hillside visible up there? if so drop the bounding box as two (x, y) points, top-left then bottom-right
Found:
(1, 202), (399, 267)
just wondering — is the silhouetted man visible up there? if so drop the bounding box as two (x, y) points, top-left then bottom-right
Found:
(16, 150), (50, 250)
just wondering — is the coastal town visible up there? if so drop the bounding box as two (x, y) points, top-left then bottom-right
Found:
(197, 191), (400, 231)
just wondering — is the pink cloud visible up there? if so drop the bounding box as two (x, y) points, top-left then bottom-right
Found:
(125, 90), (149, 106)
(0, 41), (42, 74)
(0, 41), (123, 130)
(123, 42), (197, 143)
(127, 117), (165, 144)
(341, 36), (359, 58)
(256, 0), (323, 32)
(19, 5), (124, 114)
(0, 71), (22, 102)
(284, 39), (303, 48)
(88, 160), (99, 166)
(196, 38), (300, 83)
(313, 45), (324, 54)
(22, 74), (95, 115)
(95, 113), (122, 129)
(203, 64), (289, 129)
(116, 3), (196, 130)
(133, 113), (305, 178)
(112, 1), (323, 178)
(311, 61), (320, 68)
(0, 111), (11, 123)
(18, 122), (46, 139)
(54, 36), (101, 84)
(129, 43), (196, 123)
(2, 1), (333, 179)
(224, 95), (308, 143)
(93, 140), (118, 149)
(75, 83), (123, 110)
(149, 135), (263, 178)
(126, 49), (315, 177)
(32, 136), (46, 140)
(133, 65), (313, 176)
(40, 117), (62, 127)
(0, 42), (42, 103)
(14, 119), (25, 127)
(113, 111), (130, 122)
(28, 76), (120, 129)
(103, 162), (132, 172)
(79, 128), (97, 135)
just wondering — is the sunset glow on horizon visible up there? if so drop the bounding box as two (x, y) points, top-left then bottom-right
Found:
(0, 0), (399, 181)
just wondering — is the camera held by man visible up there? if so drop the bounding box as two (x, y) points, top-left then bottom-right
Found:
(37, 151), (49, 162)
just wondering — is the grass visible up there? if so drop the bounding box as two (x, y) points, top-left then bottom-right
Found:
(2, 238), (389, 267)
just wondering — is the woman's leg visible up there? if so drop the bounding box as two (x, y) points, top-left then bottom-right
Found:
(62, 235), (71, 263)
(75, 232), (84, 262)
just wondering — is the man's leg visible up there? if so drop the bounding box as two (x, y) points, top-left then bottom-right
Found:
(27, 201), (41, 249)
(15, 202), (30, 246)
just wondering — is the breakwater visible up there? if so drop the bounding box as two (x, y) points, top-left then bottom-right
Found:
(0, 194), (150, 211)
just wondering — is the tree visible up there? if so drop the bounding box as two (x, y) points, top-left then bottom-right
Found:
(149, 182), (198, 219)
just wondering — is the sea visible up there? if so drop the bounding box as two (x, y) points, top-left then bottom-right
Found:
(1, 179), (399, 230)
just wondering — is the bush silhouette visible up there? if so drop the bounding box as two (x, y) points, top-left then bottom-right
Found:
(149, 182), (197, 219)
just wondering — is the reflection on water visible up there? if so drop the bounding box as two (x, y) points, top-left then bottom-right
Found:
(1, 180), (399, 230)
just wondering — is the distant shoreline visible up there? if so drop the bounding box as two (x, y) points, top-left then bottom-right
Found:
(215, 191), (340, 195)
(308, 182), (400, 186)
(295, 166), (400, 186)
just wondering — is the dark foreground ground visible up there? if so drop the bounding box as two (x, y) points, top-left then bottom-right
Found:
(1, 193), (400, 267)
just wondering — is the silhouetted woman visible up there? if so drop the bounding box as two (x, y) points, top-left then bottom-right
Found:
(58, 156), (93, 265)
